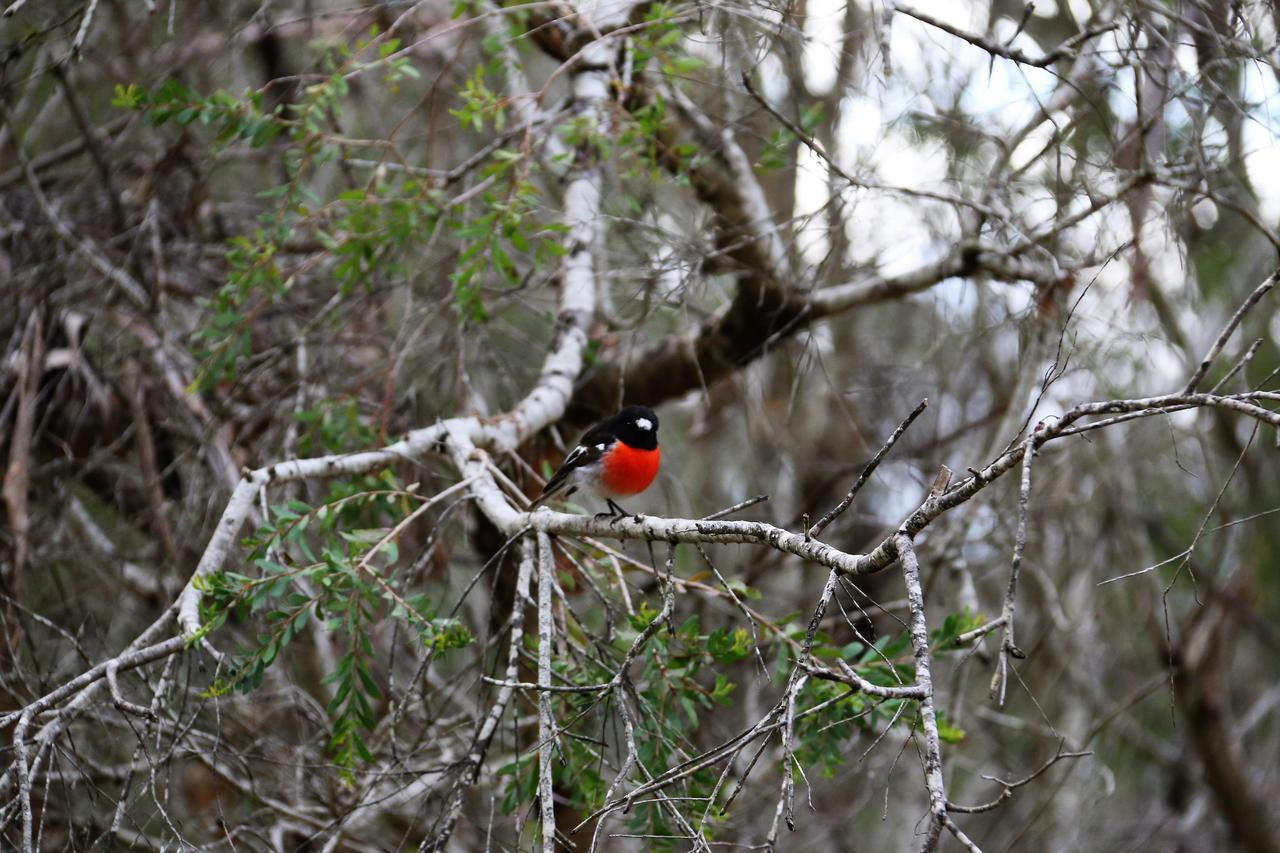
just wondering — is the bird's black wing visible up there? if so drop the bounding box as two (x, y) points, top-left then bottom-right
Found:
(531, 429), (615, 507)
(575, 418), (619, 448)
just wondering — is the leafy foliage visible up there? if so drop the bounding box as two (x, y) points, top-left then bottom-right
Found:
(115, 31), (433, 392)
(195, 481), (472, 777)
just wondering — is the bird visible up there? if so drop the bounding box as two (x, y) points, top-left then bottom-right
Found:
(530, 406), (661, 517)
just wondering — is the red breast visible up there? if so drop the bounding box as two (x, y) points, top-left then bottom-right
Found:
(600, 442), (661, 497)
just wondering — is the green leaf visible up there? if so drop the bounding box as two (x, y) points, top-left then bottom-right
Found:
(936, 713), (965, 744)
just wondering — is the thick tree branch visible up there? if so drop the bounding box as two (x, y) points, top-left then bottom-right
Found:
(536, 531), (557, 853)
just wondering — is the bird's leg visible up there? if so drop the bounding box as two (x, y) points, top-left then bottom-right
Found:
(607, 498), (644, 524)
(592, 499), (626, 523)
(593, 499), (644, 524)
(593, 499), (622, 522)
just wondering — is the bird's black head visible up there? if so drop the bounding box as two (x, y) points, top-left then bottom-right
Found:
(613, 405), (659, 450)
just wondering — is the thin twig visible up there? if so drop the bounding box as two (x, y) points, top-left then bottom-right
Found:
(425, 542), (534, 852)
(71, 0), (101, 56)
(990, 434), (1038, 706)
(700, 494), (769, 521)
(947, 746), (1093, 814)
(1183, 269), (1278, 394)
(1209, 338), (1264, 393)
(895, 5), (1118, 68)
(808, 399), (929, 540)
(894, 536), (949, 853)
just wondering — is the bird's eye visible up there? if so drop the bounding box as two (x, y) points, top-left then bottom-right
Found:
(635, 418), (652, 431)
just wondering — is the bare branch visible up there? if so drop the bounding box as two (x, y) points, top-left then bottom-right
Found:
(536, 531), (557, 853)
(990, 434), (1038, 706)
(1183, 269), (1278, 394)
(894, 536), (948, 852)
(895, 5), (1118, 68)
(809, 398), (929, 540)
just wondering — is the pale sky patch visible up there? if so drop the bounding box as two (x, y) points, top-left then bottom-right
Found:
(789, 0), (1280, 393)
(802, 0), (846, 96)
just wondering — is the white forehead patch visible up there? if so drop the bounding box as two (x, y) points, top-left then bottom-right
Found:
(634, 418), (653, 431)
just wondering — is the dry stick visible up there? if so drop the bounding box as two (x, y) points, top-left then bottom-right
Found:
(126, 363), (180, 567)
(1055, 404), (1198, 439)
(0, 603), (178, 804)
(13, 712), (35, 853)
(587, 689), (639, 853)
(425, 542), (534, 853)
(947, 744), (1092, 814)
(894, 535), (949, 853)
(742, 73), (1006, 222)
(692, 543), (767, 677)
(0, 101), (149, 309)
(941, 814), (984, 853)
(1047, 392), (1280, 429)
(954, 617), (1006, 646)
(779, 672), (808, 832)
(52, 63), (127, 232)
(776, 569), (844, 833)
(765, 785), (786, 847)
(71, 0), (101, 55)
(580, 678), (881, 835)
(990, 434), (1038, 707)
(10, 633), (186, 851)
(802, 659), (926, 700)
(809, 399), (930, 540)
(105, 659), (155, 720)
(895, 4), (1118, 67)
(700, 494), (769, 521)
(1210, 338), (1264, 393)
(610, 685), (712, 851)
(0, 113), (132, 191)
(694, 721), (773, 839)
(715, 724), (778, 815)
(1182, 269), (1278, 394)
(532, 509), (890, 575)
(586, 545), (677, 853)
(1163, 422), (1258, 600)
(3, 308), (42, 579)
(107, 651), (176, 847)
(536, 532), (557, 853)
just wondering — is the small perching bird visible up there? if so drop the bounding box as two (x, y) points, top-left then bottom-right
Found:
(530, 406), (661, 517)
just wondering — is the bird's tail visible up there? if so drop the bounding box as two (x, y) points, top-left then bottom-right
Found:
(529, 472), (572, 510)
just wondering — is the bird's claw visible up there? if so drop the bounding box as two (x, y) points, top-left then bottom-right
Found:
(593, 501), (643, 525)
